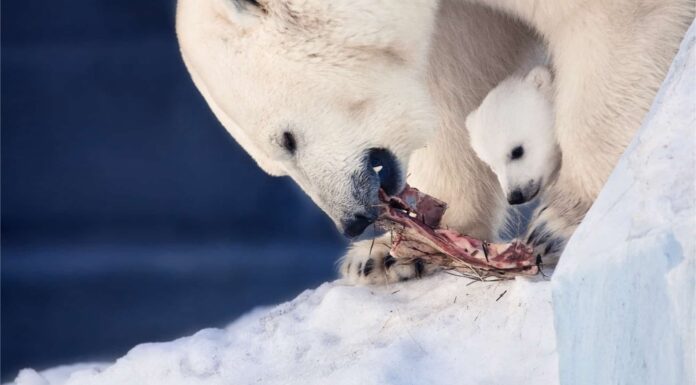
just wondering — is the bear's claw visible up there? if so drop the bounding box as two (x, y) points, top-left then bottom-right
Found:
(340, 238), (438, 285)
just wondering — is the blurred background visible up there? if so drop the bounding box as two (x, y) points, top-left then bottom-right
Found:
(1, 0), (345, 380)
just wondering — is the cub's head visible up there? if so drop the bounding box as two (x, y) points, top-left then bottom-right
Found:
(176, 0), (438, 237)
(466, 66), (559, 205)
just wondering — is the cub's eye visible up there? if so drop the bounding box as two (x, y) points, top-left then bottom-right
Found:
(510, 146), (524, 160)
(281, 131), (297, 154)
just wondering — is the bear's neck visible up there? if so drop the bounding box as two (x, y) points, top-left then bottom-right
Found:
(457, 0), (573, 36)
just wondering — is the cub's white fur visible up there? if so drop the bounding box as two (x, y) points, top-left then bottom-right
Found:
(177, 0), (693, 284)
(466, 66), (559, 205)
(472, 0), (693, 260)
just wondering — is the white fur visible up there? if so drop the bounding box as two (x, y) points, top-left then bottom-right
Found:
(177, 0), (693, 284)
(466, 66), (559, 204)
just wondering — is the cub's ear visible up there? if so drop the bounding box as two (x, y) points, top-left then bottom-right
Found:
(218, 0), (266, 29)
(525, 66), (553, 94)
(465, 109), (487, 161)
(465, 110), (478, 134)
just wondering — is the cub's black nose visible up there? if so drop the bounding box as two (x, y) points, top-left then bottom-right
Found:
(341, 213), (376, 238)
(367, 148), (400, 195)
(508, 189), (525, 205)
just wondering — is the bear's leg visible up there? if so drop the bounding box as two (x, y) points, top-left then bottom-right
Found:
(523, 173), (592, 265)
(339, 236), (439, 285)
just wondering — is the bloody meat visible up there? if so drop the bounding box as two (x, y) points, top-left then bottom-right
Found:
(377, 186), (538, 278)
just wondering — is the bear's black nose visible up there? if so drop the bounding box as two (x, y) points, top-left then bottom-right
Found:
(341, 213), (377, 238)
(367, 148), (400, 195)
(508, 189), (525, 205)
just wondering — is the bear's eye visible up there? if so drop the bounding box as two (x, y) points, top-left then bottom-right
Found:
(243, 0), (265, 12)
(232, 0), (266, 13)
(510, 146), (524, 160)
(281, 131), (297, 155)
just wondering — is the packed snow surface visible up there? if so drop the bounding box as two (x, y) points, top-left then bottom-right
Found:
(552, 20), (695, 385)
(10, 275), (558, 385)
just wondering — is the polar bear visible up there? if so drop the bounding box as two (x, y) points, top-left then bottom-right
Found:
(466, 66), (559, 206)
(176, 0), (693, 284)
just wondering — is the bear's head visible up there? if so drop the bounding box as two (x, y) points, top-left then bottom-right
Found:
(177, 0), (438, 237)
(466, 66), (560, 205)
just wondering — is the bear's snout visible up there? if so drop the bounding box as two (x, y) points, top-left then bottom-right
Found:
(507, 180), (541, 205)
(367, 148), (401, 195)
(341, 212), (379, 238)
(336, 148), (403, 238)
(508, 189), (525, 205)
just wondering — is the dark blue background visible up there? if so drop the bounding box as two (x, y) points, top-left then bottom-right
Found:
(1, 1), (344, 380)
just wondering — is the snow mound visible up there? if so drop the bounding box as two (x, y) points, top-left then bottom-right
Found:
(12, 364), (110, 385)
(10, 275), (558, 385)
(552, 21), (695, 385)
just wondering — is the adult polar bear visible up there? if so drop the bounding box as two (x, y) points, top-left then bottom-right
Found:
(176, 0), (692, 284)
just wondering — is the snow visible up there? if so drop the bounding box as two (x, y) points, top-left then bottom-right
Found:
(9, 19), (694, 385)
(12, 364), (109, 385)
(552, 20), (695, 385)
(8, 275), (558, 385)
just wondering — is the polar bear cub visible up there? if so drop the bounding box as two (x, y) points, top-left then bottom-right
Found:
(466, 66), (560, 206)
